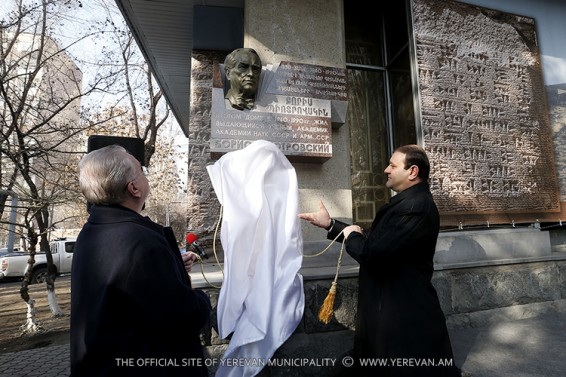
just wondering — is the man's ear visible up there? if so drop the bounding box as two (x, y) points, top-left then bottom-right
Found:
(408, 165), (420, 181)
(126, 180), (142, 198)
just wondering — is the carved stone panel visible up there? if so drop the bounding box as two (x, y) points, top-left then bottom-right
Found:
(411, 0), (560, 219)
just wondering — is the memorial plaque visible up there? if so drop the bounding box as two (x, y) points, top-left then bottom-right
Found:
(264, 61), (348, 102)
(211, 61), (348, 163)
(411, 0), (560, 218)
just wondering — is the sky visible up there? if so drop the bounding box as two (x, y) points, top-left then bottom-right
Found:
(0, 0), (188, 187)
(1, 0), (124, 106)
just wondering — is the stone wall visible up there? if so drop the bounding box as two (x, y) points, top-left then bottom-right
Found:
(187, 50), (227, 246)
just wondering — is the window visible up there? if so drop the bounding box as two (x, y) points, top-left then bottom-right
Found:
(345, 1), (416, 227)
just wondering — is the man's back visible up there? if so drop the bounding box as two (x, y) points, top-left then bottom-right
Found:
(71, 205), (210, 377)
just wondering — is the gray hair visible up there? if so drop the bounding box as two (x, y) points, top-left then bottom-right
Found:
(78, 145), (138, 205)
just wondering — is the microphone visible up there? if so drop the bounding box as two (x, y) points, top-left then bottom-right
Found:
(186, 233), (209, 259)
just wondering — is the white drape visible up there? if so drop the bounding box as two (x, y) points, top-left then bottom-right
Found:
(206, 140), (305, 377)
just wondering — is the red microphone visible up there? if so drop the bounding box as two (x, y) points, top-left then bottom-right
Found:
(186, 233), (209, 259)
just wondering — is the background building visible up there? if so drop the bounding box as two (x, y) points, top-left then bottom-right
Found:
(0, 32), (83, 247)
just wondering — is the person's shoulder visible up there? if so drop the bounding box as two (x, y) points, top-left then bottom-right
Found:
(398, 185), (434, 209)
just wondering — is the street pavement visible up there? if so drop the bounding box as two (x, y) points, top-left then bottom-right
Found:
(1, 310), (565, 377)
(450, 309), (566, 377)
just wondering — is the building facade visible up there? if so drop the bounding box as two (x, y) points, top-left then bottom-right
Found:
(116, 0), (566, 375)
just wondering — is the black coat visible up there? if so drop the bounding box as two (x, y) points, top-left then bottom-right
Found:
(70, 205), (211, 377)
(329, 183), (461, 376)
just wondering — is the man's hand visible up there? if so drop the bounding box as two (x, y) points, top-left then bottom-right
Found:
(343, 225), (364, 239)
(298, 200), (332, 229)
(182, 251), (199, 273)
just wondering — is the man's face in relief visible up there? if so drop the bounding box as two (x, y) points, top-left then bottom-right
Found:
(227, 50), (262, 98)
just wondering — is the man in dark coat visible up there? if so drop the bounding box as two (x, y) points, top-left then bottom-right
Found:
(299, 144), (461, 376)
(71, 145), (211, 377)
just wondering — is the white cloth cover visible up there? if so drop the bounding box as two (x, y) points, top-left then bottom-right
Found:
(206, 140), (305, 377)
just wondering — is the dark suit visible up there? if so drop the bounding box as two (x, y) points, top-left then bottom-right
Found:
(71, 204), (211, 377)
(329, 182), (460, 376)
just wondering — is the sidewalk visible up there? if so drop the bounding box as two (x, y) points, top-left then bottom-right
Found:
(1, 310), (565, 377)
(450, 310), (566, 377)
(0, 343), (69, 377)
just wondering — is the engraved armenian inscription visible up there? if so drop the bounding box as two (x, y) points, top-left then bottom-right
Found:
(412, 0), (559, 214)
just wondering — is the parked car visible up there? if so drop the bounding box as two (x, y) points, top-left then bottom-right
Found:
(0, 238), (75, 284)
(0, 246), (22, 254)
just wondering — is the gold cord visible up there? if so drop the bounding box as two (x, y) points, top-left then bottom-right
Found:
(318, 233), (346, 324)
(193, 204), (346, 297)
(302, 229), (344, 258)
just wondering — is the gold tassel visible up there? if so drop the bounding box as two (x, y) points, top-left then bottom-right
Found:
(318, 281), (337, 324)
(318, 235), (345, 324)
